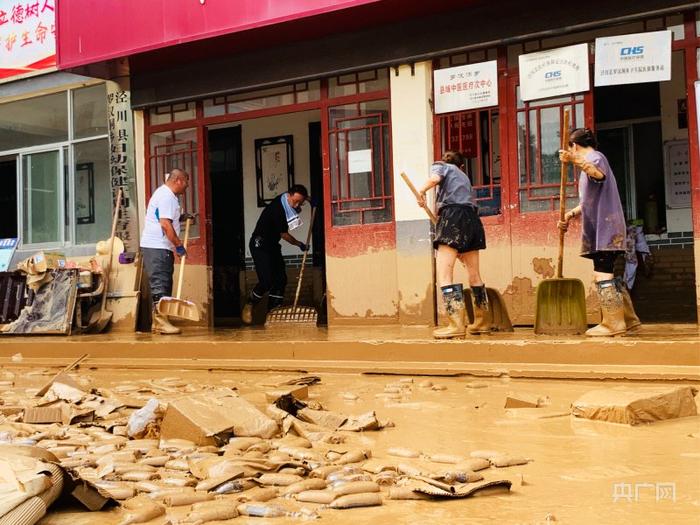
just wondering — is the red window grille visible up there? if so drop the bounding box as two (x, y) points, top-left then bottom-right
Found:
(437, 108), (501, 216)
(148, 129), (200, 237)
(516, 90), (585, 213)
(328, 100), (393, 226)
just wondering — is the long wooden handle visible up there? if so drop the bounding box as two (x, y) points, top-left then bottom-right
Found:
(557, 109), (571, 279)
(175, 218), (191, 300)
(400, 172), (438, 225)
(100, 188), (123, 313)
(292, 207), (316, 311)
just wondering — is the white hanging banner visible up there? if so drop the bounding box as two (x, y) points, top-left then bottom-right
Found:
(595, 30), (672, 87)
(433, 60), (498, 114)
(518, 43), (590, 102)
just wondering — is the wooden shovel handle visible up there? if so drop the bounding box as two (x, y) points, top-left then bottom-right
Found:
(100, 188), (123, 313)
(400, 172), (438, 225)
(175, 218), (191, 300)
(292, 207), (316, 311)
(557, 109), (571, 279)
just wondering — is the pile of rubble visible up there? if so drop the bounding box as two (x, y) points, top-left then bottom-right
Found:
(0, 370), (523, 524)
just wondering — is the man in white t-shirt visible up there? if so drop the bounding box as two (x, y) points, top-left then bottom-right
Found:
(140, 168), (189, 334)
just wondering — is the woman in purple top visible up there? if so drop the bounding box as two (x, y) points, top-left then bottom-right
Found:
(559, 128), (641, 336)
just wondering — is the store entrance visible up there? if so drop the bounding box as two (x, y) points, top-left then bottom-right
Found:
(208, 126), (245, 325)
(595, 82), (665, 232)
(0, 157), (17, 239)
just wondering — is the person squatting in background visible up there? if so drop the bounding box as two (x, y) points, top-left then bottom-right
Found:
(417, 151), (491, 339)
(140, 168), (190, 335)
(241, 185), (310, 324)
(558, 128), (641, 336)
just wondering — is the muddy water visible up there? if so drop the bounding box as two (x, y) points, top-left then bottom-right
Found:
(29, 369), (700, 525)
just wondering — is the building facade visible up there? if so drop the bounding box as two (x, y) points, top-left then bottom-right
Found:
(55, 0), (700, 327)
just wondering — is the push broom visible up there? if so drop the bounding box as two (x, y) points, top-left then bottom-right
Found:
(266, 206), (318, 325)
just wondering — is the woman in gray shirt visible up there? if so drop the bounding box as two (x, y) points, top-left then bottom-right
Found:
(417, 151), (490, 338)
(559, 128), (641, 336)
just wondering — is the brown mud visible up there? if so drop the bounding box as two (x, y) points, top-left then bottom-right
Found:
(14, 367), (698, 525)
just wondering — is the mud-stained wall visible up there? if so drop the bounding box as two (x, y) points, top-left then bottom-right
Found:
(326, 248), (399, 323)
(390, 62), (436, 325)
(502, 236), (600, 325)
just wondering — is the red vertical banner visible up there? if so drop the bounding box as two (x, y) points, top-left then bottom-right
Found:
(448, 112), (478, 158)
(0, 0), (56, 80)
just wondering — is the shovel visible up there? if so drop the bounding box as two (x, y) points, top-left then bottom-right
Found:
(86, 189), (122, 333)
(400, 172), (513, 332)
(534, 109), (587, 335)
(265, 206), (318, 326)
(157, 218), (201, 322)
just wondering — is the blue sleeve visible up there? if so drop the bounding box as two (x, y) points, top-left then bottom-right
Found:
(431, 162), (447, 180)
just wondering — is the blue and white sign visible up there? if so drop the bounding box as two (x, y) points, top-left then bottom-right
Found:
(595, 31), (672, 87)
(518, 43), (590, 102)
(0, 238), (18, 272)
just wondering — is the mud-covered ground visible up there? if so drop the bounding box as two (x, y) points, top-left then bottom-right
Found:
(3, 367), (696, 525)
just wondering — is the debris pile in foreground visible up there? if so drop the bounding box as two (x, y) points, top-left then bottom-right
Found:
(0, 372), (523, 523)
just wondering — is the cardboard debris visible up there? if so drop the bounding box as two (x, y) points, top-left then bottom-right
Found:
(572, 386), (698, 425)
(265, 385), (309, 403)
(160, 391), (278, 445)
(504, 392), (547, 409)
(71, 481), (112, 511)
(23, 403), (94, 425)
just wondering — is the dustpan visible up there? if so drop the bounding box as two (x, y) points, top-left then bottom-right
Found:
(534, 109), (587, 335)
(158, 218), (201, 322)
(266, 207), (318, 326)
(400, 172), (513, 332)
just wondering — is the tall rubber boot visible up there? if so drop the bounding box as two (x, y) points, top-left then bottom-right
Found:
(433, 284), (466, 339)
(616, 277), (641, 333)
(241, 290), (263, 325)
(267, 294), (285, 311)
(151, 307), (181, 335)
(467, 285), (493, 334)
(585, 279), (626, 337)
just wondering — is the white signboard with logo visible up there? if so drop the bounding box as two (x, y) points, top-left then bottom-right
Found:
(519, 43), (590, 102)
(594, 30), (672, 87)
(433, 60), (498, 114)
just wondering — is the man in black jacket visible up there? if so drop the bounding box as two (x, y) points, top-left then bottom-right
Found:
(241, 184), (310, 324)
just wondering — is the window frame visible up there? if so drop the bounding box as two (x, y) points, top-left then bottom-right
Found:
(0, 84), (110, 250)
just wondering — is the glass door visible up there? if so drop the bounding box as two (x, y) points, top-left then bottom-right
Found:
(20, 149), (64, 246)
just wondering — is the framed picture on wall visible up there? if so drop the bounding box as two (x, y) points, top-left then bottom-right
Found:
(75, 162), (95, 224)
(255, 135), (294, 207)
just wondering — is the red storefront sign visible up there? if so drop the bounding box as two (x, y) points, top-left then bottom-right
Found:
(57, 0), (383, 69)
(0, 0), (55, 80)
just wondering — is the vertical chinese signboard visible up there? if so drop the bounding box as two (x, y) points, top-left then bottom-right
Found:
(0, 0), (55, 80)
(107, 81), (139, 250)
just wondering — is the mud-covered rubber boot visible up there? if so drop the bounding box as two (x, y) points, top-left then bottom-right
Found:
(241, 290), (263, 325)
(616, 277), (641, 333)
(152, 308), (181, 335)
(433, 284), (466, 339)
(585, 279), (626, 337)
(468, 285), (493, 334)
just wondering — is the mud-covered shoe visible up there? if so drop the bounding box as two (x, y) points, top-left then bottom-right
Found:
(152, 312), (181, 335)
(433, 284), (466, 339)
(241, 303), (253, 325)
(586, 279), (626, 337)
(616, 278), (641, 333)
(467, 285), (492, 334)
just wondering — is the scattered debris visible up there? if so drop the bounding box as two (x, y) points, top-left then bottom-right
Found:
(572, 386), (698, 425)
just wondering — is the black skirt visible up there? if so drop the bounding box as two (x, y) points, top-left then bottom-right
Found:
(433, 204), (486, 253)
